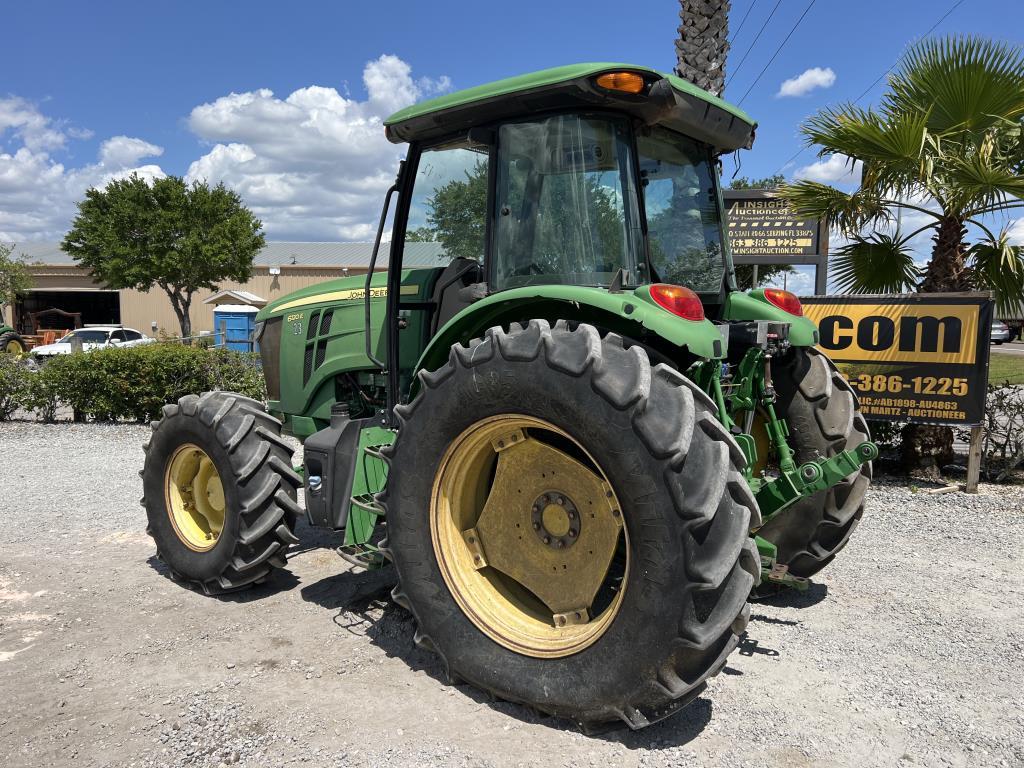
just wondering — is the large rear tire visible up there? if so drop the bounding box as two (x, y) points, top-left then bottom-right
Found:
(756, 347), (872, 578)
(380, 320), (760, 730)
(141, 391), (301, 594)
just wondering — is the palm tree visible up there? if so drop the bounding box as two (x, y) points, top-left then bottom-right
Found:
(783, 36), (1024, 314)
(783, 35), (1024, 473)
(676, 0), (731, 96)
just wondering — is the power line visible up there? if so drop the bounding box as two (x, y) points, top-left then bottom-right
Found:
(775, 0), (967, 174)
(729, 0), (758, 45)
(724, 0), (783, 90)
(737, 0), (818, 107)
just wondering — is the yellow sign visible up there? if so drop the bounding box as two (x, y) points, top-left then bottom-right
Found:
(802, 302), (979, 365)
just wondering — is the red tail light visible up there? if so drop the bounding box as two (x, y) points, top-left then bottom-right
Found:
(649, 284), (705, 322)
(763, 288), (803, 316)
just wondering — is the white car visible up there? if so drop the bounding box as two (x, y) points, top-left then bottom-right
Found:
(991, 320), (1011, 345)
(32, 326), (155, 358)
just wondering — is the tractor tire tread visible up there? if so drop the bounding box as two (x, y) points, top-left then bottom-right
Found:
(141, 391), (298, 594)
(380, 319), (758, 731)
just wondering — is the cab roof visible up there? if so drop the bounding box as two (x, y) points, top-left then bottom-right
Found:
(384, 62), (757, 153)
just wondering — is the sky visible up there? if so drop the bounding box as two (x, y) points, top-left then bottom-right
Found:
(1, 0), (1022, 292)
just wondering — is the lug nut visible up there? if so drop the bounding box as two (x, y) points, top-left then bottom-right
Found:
(543, 536), (550, 545)
(555, 496), (564, 505)
(568, 530), (576, 538)
(532, 522), (540, 531)
(556, 540), (565, 548)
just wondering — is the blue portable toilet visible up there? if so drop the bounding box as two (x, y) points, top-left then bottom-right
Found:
(205, 290), (267, 352)
(212, 304), (260, 352)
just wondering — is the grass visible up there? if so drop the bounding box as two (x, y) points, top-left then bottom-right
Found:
(989, 350), (1024, 385)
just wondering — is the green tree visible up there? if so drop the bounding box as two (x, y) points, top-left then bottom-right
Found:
(782, 36), (1024, 313)
(62, 175), (265, 338)
(422, 160), (489, 259)
(728, 175), (794, 288)
(0, 242), (33, 327)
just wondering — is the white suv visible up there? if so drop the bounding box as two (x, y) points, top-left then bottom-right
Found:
(32, 326), (155, 358)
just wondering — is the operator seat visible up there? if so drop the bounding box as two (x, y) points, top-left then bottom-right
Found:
(430, 257), (485, 335)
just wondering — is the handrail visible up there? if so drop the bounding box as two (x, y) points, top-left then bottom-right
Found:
(364, 182), (398, 370)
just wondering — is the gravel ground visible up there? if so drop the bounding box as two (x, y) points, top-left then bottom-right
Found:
(1, 421), (1022, 768)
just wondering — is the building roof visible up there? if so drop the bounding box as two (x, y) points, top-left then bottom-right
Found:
(5, 240), (449, 269)
(203, 289), (266, 307)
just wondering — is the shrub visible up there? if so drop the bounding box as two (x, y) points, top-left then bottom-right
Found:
(0, 354), (31, 420)
(15, 344), (266, 423)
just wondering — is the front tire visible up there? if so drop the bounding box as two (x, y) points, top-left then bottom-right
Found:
(380, 321), (760, 730)
(755, 348), (872, 578)
(0, 331), (26, 354)
(142, 391), (301, 594)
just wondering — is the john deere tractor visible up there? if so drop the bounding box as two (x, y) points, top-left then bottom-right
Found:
(0, 323), (27, 354)
(142, 64), (875, 730)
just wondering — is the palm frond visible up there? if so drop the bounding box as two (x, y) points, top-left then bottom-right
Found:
(780, 181), (892, 236)
(942, 153), (1024, 214)
(967, 231), (1024, 315)
(801, 105), (929, 192)
(886, 35), (1024, 137)
(830, 232), (922, 294)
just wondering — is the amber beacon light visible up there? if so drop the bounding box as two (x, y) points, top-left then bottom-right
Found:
(594, 71), (646, 94)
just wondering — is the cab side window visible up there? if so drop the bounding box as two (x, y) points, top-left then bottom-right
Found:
(406, 141), (490, 263)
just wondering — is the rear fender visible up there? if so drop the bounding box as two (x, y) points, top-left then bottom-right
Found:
(414, 285), (726, 379)
(723, 290), (819, 347)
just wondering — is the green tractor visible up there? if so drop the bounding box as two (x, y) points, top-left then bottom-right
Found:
(0, 323), (27, 354)
(142, 64), (875, 730)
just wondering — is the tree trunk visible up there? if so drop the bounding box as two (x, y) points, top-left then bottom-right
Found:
(920, 216), (970, 293)
(675, 0), (731, 96)
(165, 289), (192, 341)
(902, 216), (969, 475)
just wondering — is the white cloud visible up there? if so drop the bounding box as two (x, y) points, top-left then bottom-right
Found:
(185, 54), (450, 240)
(777, 67), (836, 98)
(1007, 218), (1024, 246)
(0, 97), (166, 242)
(0, 54), (449, 243)
(99, 136), (163, 168)
(794, 154), (862, 184)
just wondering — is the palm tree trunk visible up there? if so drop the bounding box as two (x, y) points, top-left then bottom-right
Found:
(675, 0), (731, 96)
(903, 215), (970, 475)
(921, 216), (970, 292)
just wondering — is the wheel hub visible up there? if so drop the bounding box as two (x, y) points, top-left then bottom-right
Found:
(531, 492), (580, 549)
(164, 444), (226, 552)
(431, 415), (628, 658)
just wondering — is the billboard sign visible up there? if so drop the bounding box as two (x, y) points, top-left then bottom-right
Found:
(800, 293), (994, 426)
(724, 190), (823, 260)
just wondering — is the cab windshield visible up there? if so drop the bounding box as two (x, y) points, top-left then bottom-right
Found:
(491, 115), (726, 293)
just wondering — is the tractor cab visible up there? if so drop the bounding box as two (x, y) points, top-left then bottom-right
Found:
(377, 64), (758, 406)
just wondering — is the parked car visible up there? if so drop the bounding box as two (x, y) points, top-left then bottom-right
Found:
(991, 319), (1011, 345)
(31, 326), (155, 358)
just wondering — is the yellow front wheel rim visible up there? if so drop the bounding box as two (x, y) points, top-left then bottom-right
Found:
(431, 415), (629, 659)
(5, 339), (24, 354)
(164, 443), (226, 551)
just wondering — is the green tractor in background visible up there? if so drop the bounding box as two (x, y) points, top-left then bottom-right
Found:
(142, 64), (875, 730)
(0, 323), (27, 353)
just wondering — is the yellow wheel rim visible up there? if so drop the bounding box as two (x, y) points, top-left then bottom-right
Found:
(164, 443), (226, 552)
(5, 339), (24, 354)
(431, 415), (628, 658)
